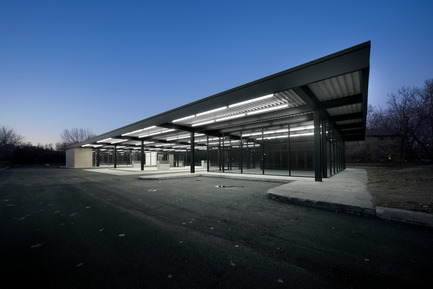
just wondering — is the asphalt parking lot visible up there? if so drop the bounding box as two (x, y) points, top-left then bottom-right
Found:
(1, 167), (433, 289)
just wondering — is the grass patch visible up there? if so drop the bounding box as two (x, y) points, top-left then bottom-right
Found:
(365, 165), (433, 214)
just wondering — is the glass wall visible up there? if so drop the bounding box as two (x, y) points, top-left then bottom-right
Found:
(206, 121), (316, 177)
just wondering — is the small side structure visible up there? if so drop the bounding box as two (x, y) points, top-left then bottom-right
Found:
(66, 42), (371, 181)
(66, 148), (93, 168)
(346, 129), (403, 163)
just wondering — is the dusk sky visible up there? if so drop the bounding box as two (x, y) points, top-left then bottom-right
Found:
(1, 0), (432, 146)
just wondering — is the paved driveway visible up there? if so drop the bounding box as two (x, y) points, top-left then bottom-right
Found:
(1, 167), (432, 288)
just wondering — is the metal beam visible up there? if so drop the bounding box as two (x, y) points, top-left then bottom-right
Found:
(332, 112), (363, 122)
(317, 94), (363, 110)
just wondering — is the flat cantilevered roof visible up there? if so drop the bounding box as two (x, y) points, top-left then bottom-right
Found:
(73, 41), (370, 149)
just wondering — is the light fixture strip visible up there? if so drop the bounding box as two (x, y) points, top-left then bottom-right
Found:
(166, 134), (191, 141)
(139, 129), (175, 138)
(228, 94), (274, 108)
(215, 113), (246, 122)
(172, 115), (196, 123)
(111, 139), (128, 144)
(191, 120), (215, 127)
(246, 104), (289, 116)
(196, 106), (227, 117)
(290, 125), (315, 132)
(121, 126), (157, 136)
(290, 132), (314, 137)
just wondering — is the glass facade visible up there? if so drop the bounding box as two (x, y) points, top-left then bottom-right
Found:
(207, 121), (317, 177)
(90, 117), (345, 179)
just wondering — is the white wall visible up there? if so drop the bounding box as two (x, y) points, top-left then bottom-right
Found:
(66, 148), (93, 168)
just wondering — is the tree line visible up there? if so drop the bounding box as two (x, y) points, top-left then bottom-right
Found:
(0, 127), (95, 166)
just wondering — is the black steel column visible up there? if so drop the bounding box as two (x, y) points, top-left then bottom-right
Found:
(206, 135), (210, 172)
(314, 112), (322, 181)
(222, 135), (225, 173)
(190, 132), (195, 173)
(261, 128), (265, 175)
(240, 131), (243, 174)
(288, 124), (291, 176)
(322, 120), (328, 178)
(141, 140), (144, 171)
(96, 148), (100, 167)
(343, 141), (346, 170)
(218, 137), (222, 171)
(114, 145), (118, 169)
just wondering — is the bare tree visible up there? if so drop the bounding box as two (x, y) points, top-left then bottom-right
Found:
(0, 126), (25, 161)
(60, 128), (96, 146)
(369, 81), (433, 161)
(417, 79), (433, 160)
(366, 104), (381, 129)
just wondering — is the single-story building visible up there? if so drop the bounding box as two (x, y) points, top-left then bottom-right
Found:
(67, 41), (371, 181)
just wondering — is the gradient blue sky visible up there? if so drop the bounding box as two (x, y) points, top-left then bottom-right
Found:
(1, 0), (432, 145)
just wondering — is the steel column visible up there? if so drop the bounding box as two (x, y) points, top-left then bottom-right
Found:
(141, 140), (144, 171)
(314, 112), (322, 181)
(190, 132), (195, 173)
(114, 145), (117, 169)
(206, 135), (210, 172)
(240, 131), (243, 174)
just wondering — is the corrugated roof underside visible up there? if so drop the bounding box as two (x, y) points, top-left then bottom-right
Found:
(308, 71), (361, 101)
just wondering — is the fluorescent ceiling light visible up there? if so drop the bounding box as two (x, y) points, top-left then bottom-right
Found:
(111, 139), (128, 144)
(262, 129), (288, 135)
(228, 94), (274, 108)
(97, 138), (112, 143)
(138, 129), (176, 138)
(166, 134), (191, 141)
(290, 125), (314, 131)
(82, 144), (104, 148)
(155, 143), (175, 147)
(246, 104), (289, 116)
(266, 135), (288, 140)
(216, 113), (246, 122)
(122, 126), (156, 136)
(291, 132), (314, 137)
(242, 132), (262, 137)
(173, 115), (195, 123)
(192, 120), (215, 127)
(196, 106), (227, 117)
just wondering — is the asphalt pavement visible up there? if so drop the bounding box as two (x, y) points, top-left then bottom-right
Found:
(1, 167), (433, 289)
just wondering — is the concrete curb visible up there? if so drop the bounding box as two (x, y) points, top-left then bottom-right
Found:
(266, 191), (433, 228)
(375, 206), (433, 228)
(266, 191), (376, 216)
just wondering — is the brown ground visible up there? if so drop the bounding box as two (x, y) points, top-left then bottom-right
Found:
(363, 165), (433, 214)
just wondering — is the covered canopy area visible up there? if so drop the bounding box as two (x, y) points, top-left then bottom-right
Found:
(67, 42), (370, 181)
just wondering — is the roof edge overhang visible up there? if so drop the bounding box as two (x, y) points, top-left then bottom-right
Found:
(70, 41), (370, 149)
